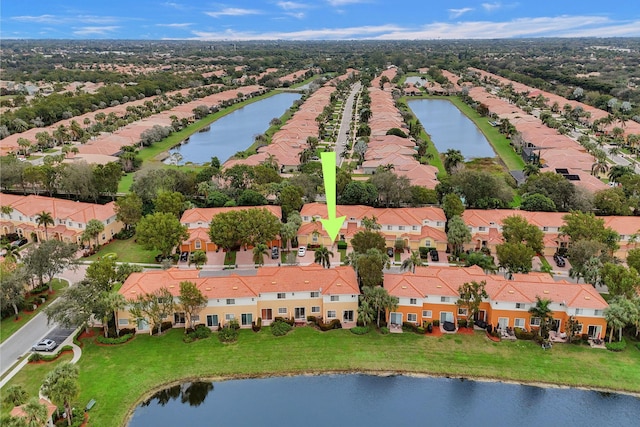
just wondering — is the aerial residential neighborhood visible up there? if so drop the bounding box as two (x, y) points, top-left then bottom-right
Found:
(1, 2), (640, 426)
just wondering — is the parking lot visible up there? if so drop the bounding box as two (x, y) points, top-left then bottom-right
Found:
(35, 327), (76, 351)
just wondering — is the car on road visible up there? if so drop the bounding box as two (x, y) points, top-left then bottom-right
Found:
(386, 247), (394, 257)
(271, 247), (280, 259)
(429, 249), (439, 262)
(32, 339), (57, 352)
(553, 253), (566, 268)
(298, 246), (307, 257)
(11, 238), (28, 247)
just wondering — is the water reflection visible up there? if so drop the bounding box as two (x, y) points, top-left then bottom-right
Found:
(142, 382), (213, 408)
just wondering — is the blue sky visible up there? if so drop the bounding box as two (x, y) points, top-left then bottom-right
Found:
(2, 1), (639, 40)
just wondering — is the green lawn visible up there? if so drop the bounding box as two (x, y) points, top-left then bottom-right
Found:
(3, 327), (638, 427)
(0, 279), (69, 344)
(85, 238), (158, 264)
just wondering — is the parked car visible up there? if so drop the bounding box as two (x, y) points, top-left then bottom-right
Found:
(11, 238), (28, 247)
(553, 253), (566, 267)
(32, 339), (57, 352)
(297, 246), (307, 257)
(271, 247), (280, 259)
(180, 252), (189, 262)
(386, 247), (394, 257)
(430, 250), (439, 262)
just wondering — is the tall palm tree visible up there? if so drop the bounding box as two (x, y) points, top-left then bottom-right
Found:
(608, 165), (634, 183)
(523, 162), (540, 177)
(252, 244), (268, 266)
(100, 292), (127, 338)
(604, 297), (632, 343)
(22, 398), (48, 427)
(401, 250), (424, 273)
(42, 363), (79, 426)
(443, 149), (464, 174)
(528, 296), (553, 339)
(35, 211), (54, 241)
(314, 245), (333, 269)
(591, 159), (609, 177)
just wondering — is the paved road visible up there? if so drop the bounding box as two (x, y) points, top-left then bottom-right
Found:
(0, 265), (87, 377)
(337, 82), (361, 166)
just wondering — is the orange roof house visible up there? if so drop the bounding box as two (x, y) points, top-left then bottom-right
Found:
(117, 265), (360, 331)
(385, 266), (607, 339)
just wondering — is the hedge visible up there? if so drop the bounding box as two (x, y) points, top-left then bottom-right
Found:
(606, 338), (627, 352)
(350, 326), (370, 335)
(271, 320), (293, 336)
(96, 333), (134, 345)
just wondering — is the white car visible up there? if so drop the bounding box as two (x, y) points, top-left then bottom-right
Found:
(298, 246), (307, 257)
(32, 339), (57, 352)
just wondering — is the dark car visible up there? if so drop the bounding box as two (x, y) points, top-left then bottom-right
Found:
(11, 238), (28, 247)
(553, 254), (566, 267)
(430, 250), (439, 262)
(180, 252), (189, 262)
(271, 247), (280, 259)
(386, 247), (394, 257)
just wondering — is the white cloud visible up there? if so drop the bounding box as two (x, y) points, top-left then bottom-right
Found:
(285, 12), (306, 19)
(326, 0), (368, 6)
(156, 23), (193, 28)
(277, 1), (309, 10)
(205, 8), (262, 18)
(190, 24), (403, 40)
(448, 8), (474, 19)
(162, 2), (186, 9)
(482, 2), (502, 12)
(73, 26), (120, 36)
(11, 15), (59, 24)
(11, 14), (119, 25)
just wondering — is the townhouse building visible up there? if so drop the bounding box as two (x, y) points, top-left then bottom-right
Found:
(298, 203), (447, 251)
(385, 266), (608, 340)
(116, 265), (360, 333)
(0, 193), (123, 246)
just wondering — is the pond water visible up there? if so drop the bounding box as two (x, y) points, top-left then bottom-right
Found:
(408, 98), (495, 160)
(166, 92), (301, 165)
(128, 375), (640, 427)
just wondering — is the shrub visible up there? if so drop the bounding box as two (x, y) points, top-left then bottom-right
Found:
(606, 338), (627, 352)
(350, 326), (370, 335)
(228, 319), (240, 330)
(433, 319), (440, 327)
(274, 316), (294, 326)
(271, 320), (293, 336)
(29, 352), (59, 362)
(380, 327), (390, 335)
(29, 353), (42, 362)
(218, 326), (239, 343)
(418, 247), (430, 259)
(97, 333), (133, 345)
(514, 327), (535, 340)
(118, 328), (136, 337)
(160, 321), (173, 332)
(402, 322), (418, 333)
(307, 315), (319, 324)
(317, 318), (342, 331)
(60, 345), (73, 352)
(192, 324), (212, 339)
(458, 319), (468, 328)
(417, 326), (426, 334)
(252, 317), (262, 332)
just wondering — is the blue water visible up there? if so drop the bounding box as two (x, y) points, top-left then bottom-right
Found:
(408, 99), (495, 160)
(128, 375), (640, 427)
(168, 92), (301, 164)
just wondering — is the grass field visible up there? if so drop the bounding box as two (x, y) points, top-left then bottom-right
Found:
(0, 279), (68, 344)
(84, 238), (158, 264)
(2, 327), (638, 427)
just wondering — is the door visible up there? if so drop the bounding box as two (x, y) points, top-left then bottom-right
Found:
(474, 310), (486, 322)
(206, 314), (218, 328)
(588, 325), (602, 339)
(390, 312), (402, 326)
(241, 313), (253, 326)
(498, 317), (509, 330)
(294, 307), (305, 320)
(137, 319), (148, 331)
(174, 312), (186, 324)
(440, 312), (453, 324)
(552, 319), (561, 332)
(343, 310), (354, 322)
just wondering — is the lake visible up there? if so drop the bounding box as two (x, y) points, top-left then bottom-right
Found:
(166, 92), (301, 165)
(128, 374), (640, 427)
(408, 98), (495, 160)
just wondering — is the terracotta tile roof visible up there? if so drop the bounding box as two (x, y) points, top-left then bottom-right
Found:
(300, 203), (446, 225)
(10, 398), (57, 421)
(181, 205), (282, 225)
(0, 194), (117, 223)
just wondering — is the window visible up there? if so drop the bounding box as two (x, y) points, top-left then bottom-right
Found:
(516, 303), (525, 309)
(310, 291), (320, 298)
(311, 306), (320, 313)
(437, 221), (444, 227)
(192, 315), (200, 323)
(118, 318), (129, 325)
(479, 226), (486, 231)
(407, 313), (417, 322)
(327, 310), (336, 319)
(387, 225), (392, 230)
(543, 226), (549, 231)
(398, 226), (405, 231)
(343, 310), (354, 322)
(174, 312), (186, 324)
(226, 299), (235, 305)
(440, 297), (449, 303)
(278, 307), (287, 315)
(458, 307), (468, 316)
(277, 293), (286, 299)
(294, 307), (305, 319)
(195, 240), (202, 249)
(594, 310), (603, 316)
(575, 308), (583, 315)
(514, 318), (525, 328)
(412, 226), (418, 231)
(241, 313), (252, 326)
(330, 295), (339, 302)
(312, 234), (318, 242)
(206, 314), (219, 327)
(410, 298), (417, 305)
(261, 309), (273, 320)
(225, 313), (235, 321)
(422, 310), (432, 318)
(530, 317), (541, 326)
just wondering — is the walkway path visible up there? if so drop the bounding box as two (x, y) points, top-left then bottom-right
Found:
(337, 82), (361, 167)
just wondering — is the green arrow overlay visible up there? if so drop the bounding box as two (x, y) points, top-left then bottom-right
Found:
(320, 151), (346, 242)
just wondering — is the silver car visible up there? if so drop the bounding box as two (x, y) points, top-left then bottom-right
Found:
(32, 339), (57, 352)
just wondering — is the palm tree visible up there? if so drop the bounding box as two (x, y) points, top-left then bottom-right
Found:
(100, 292), (127, 338)
(2, 243), (22, 263)
(608, 165), (634, 183)
(314, 245), (333, 269)
(528, 296), (554, 339)
(2, 385), (28, 406)
(604, 297), (632, 343)
(82, 219), (105, 249)
(523, 162), (540, 177)
(401, 250), (424, 273)
(22, 398), (48, 427)
(252, 244), (268, 266)
(35, 211), (54, 241)
(443, 149), (464, 174)
(41, 363), (79, 426)
(189, 250), (207, 269)
(591, 159), (609, 177)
